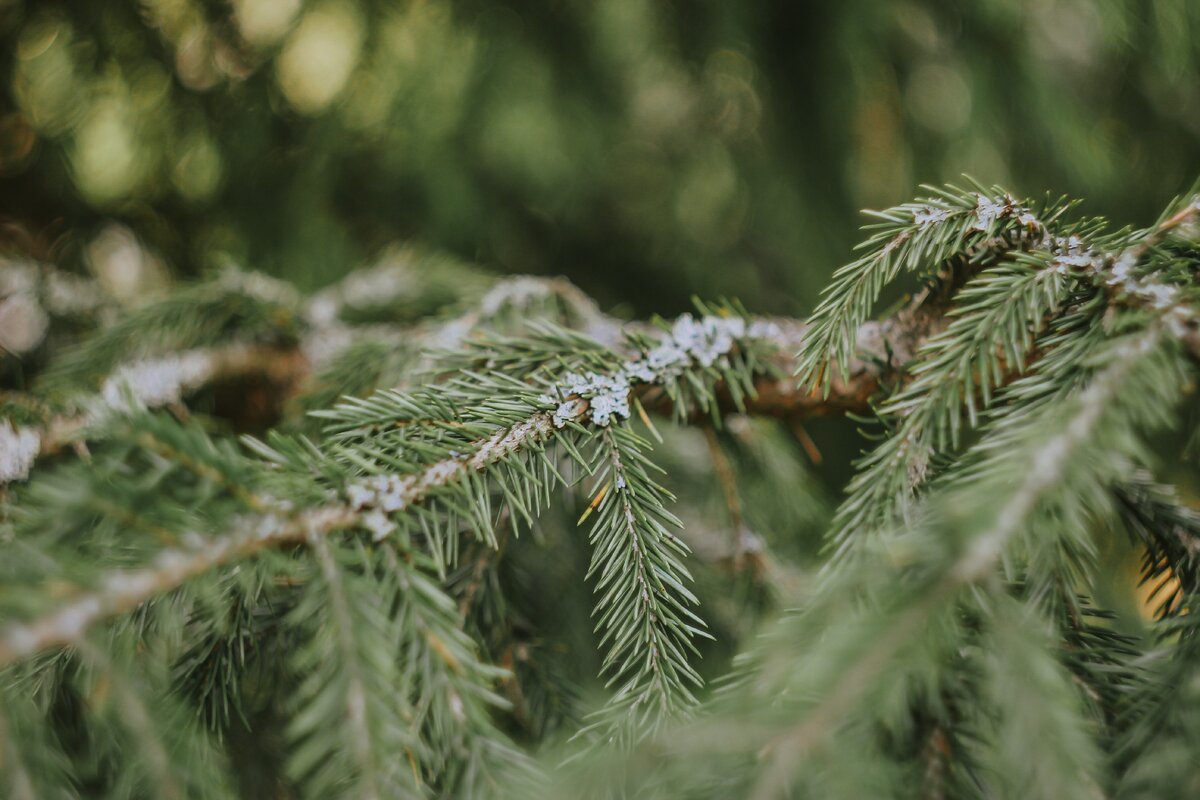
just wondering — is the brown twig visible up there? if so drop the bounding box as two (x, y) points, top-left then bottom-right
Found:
(920, 726), (950, 800)
(788, 420), (823, 465)
(19, 300), (932, 472)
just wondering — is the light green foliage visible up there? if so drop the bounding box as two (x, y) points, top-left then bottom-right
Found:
(2, 181), (1200, 799)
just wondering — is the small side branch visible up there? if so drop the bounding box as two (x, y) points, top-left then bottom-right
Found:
(0, 505), (354, 666)
(0, 411), (562, 666)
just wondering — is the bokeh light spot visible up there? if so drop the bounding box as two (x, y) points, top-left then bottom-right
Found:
(276, 3), (364, 115)
(70, 97), (143, 205)
(233, 0), (301, 48)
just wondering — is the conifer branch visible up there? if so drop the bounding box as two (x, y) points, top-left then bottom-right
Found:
(6, 264), (1028, 500)
(0, 401), (572, 666)
(5, 269), (1195, 670)
(0, 505), (356, 666)
(749, 321), (1185, 798)
(819, 188), (1200, 567)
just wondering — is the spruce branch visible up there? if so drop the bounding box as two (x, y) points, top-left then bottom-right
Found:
(6, 259), (1023, 493)
(574, 425), (705, 744)
(4, 247), (1194, 675)
(0, 312), (764, 664)
(795, 183), (1069, 393)
(824, 249), (1091, 562)
(1111, 597), (1200, 793)
(376, 543), (530, 796)
(1046, 192), (1200, 351)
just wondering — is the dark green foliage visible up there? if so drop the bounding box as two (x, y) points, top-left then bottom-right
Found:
(5, 2), (1200, 315)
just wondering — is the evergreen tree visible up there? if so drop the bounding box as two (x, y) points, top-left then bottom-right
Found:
(2, 179), (1199, 798)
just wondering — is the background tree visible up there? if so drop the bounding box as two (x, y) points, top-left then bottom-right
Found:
(2, 0), (1200, 311)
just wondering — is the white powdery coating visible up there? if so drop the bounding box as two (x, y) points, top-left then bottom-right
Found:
(625, 314), (748, 385)
(449, 691), (465, 721)
(1054, 254), (1097, 269)
(542, 313), (764, 428)
(305, 262), (416, 327)
(971, 194), (1010, 232)
(1108, 252), (1135, 284)
(300, 322), (357, 368)
(0, 260), (37, 296)
(345, 482), (377, 510)
(1043, 227), (1196, 335)
(665, 314), (744, 367)
(913, 206), (951, 229)
(0, 260), (102, 323)
(551, 397), (589, 428)
(347, 474), (414, 513)
(550, 371), (631, 428)
(1138, 283), (1179, 308)
(747, 319), (782, 339)
(343, 414), (558, 518)
(1046, 234), (1187, 315)
(101, 351), (216, 410)
(1103, 251), (1182, 311)
(362, 509), (395, 542)
(426, 276), (559, 351)
(1072, 243), (1188, 314)
(305, 295), (341, 327)
(50, 596), (103, 644)
(339, 265), (415, 309)
(0, 421), (41, 483)
(1049, 235), (1100, 272)
(911, 193), (1043, 239)
(477, 276), (553, 318)
(219, 269), (300, 308)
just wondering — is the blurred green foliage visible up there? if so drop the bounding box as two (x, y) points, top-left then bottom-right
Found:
(2, 0), (1200, 314)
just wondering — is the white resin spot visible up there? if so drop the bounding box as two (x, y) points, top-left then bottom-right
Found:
(0, 421), (41, 483)
(101, 351), (216, 410)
